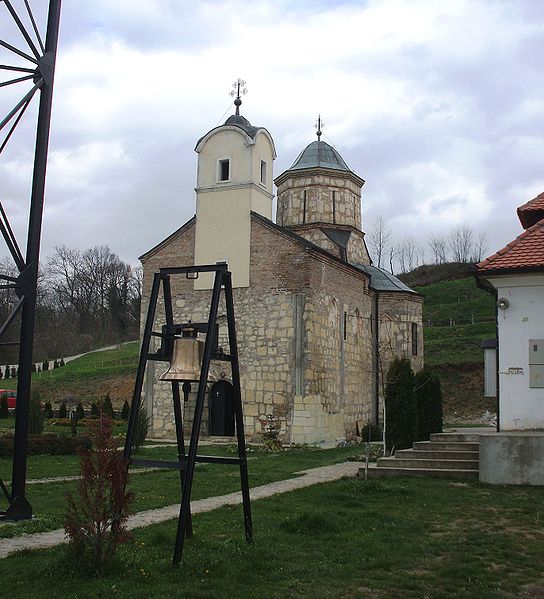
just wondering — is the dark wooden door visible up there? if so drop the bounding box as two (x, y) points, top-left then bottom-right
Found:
(209, 380), (235, 436)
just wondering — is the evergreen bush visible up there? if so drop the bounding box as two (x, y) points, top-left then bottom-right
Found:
(60, 358), (65, 367)
(44, 401), (54, 419)
(75, 402), (86, 421)
(42, 360), (49, 371)
(414, 368), (443, 441)
(59, 402), (67, 419)
(102, 394), (115, 419)
(121, 399), (130, 420)
(10, 367), (17, 378)
(0, 396), (9, 419)
(384, 357), (417, 452)
(53, 359), (59, 369)
(90, 402), (100, 418)
(29, 388), (45, 435)
(0, 433), (91, 457)
(0, 368), (3, 379)
(4, 365), (9, 379)
(359, 420), (383, 442)
(132, 404), (149, 450)
(64, 417), (134, 570)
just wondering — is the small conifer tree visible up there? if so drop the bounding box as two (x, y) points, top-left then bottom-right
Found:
(4, 365), (10, 379)
(121, 399), (130, 420)
(42, 360), (49, 371)
(59, 402), (67, 419)
(90, 402), (100, 418)
(102, 394), (114, 419)
(29, 388), (45, 434)
(75, 402), (86, 421)
(60, 358), (65, 367)
(384, 357), (417, 452)
(414, 368), (443, 441)
(11, 367), (17, 378)
(0, 396), (9, 419)
(0, 367), (3, 380)
(53, 359), (59, 369)
(44, 401), (54, 419)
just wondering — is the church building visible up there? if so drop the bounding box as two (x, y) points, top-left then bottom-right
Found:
(140, 92), (423, 445)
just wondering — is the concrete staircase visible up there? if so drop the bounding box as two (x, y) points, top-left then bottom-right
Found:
(359, 432), (480, 480)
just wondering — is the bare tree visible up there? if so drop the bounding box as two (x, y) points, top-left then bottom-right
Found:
(428, 235), (448, 264)
(396, 237), (422, 273)
(473, 231), (488, 262)
(448, 224), (475, 263)
(367, 215), (392, 268)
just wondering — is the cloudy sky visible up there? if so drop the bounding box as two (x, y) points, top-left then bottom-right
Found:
(1, 0), (543, 269)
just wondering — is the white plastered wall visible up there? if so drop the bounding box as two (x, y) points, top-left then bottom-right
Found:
(193, 127), (275, 289)
(486, 273), (544, 430)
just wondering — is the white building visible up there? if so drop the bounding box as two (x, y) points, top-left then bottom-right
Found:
(476, 192), (544, 430)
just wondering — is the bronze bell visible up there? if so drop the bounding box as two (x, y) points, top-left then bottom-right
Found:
(159, 327), (215, 383)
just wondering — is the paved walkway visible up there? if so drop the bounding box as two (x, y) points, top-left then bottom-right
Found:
(0, 461), (363, 559)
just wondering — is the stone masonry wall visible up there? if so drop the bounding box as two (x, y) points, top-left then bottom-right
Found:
(276, 170), (362, 230)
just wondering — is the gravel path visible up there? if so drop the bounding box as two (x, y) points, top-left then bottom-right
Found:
(0, 461), (364, 559)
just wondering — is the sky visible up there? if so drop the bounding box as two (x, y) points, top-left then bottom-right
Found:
(1, 0), (544, 269)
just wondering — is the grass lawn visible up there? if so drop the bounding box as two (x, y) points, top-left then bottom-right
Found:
(0, 477), (542, 598)
(0, 445), (363, 539)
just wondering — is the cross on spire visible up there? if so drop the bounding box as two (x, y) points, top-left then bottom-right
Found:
(315, 114), (324, 140)
(230, 78), (247, 115)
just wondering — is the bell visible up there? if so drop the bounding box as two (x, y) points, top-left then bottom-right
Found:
(159, 327), (215, 383)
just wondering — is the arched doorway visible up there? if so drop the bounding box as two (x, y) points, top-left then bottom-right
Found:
(209, 380), (235, 436)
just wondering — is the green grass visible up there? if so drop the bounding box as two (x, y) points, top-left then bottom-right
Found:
(0, 445), (362, 539)
(415, 278), (495, 366)
(0, 342), (139, 392)
(0, 477), (542, 598)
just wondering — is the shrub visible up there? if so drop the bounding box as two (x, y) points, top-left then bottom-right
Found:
(90, 402), (100, 418)
(31, 363), (36, 373)
(414, 368), (443, 441)
(121, 400), (130, 420)
(42, 360), (49, 371)
(4, 365), (9, 379)
(53, 359), (59, 369)
(64, 417), (134, 571)
(49, 417), (124, 428)
(75, 402), (86, 421)
(44, 401), (54, 419)
(10, 367), (16, 378)
(0, 367), (3, 379)
(0, 396), (9, 419)
(359, 420), (383, 442)
(60, 358), (65, 367)
(58, 402), (67, 419)
(0, 434), (91, 457)
(102, 394), (114, 419)
(384, 357), (417, 452)
(132, 403), (149, 450)
(29, 387), (45, 435)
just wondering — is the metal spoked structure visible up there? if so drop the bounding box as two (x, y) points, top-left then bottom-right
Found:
(0, 0), (62, 520)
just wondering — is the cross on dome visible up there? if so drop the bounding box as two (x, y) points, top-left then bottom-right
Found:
(230, 78), (247, 115)
(315, 114), (324, 140)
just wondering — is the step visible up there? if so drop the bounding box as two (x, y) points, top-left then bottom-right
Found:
(396, 449), (479, 461)
(359, 466), (479, 481)
(377, 457), (479, 470)
(431, 433), (481, 443)
(413, 441), (480, 452)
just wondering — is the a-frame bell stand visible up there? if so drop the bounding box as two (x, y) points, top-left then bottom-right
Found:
(123, 263), (252, 566)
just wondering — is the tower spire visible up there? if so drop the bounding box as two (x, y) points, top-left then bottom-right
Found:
(230, 78), (247, 116)
(315, 114), (324, 140)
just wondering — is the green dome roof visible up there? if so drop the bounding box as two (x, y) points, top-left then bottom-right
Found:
(288, 140), (351, 173)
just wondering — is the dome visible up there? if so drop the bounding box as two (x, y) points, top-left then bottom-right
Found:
(288, 140), (351, 173)
(223, 114), (258, 138)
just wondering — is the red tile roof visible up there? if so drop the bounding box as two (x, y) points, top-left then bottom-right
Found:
(476, 217), (544, 274)
(517, 191), (544, 229)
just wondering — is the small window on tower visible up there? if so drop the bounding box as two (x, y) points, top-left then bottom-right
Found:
(411, 322), (418, 356)
(219, 159), (230, 182)
(260, 160), (267, 185)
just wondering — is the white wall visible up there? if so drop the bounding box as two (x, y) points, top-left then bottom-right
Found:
(487, 274), (544, 430)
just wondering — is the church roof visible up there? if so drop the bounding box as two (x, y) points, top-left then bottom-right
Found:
(476, 217), (544, 275)
(288, 140), (352, 173)
(352, 264), (419, 294)
(517, 191), (544, 229)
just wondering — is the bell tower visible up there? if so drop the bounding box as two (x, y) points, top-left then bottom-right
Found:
(193, 80), (276, 288)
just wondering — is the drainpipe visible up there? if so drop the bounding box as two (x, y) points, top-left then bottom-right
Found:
(372, 292), (380, 428)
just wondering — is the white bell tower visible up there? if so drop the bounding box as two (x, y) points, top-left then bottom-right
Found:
(193, 80), (276, 289)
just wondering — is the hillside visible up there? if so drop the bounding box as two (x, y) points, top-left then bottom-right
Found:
(413, 272), (496, 423)
(1, 342), (138, 408)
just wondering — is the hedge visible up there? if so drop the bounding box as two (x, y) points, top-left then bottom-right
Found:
(0, 433), (92, 457)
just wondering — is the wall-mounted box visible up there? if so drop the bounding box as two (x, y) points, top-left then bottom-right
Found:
(529, 339), (544, 365)
(529, 364), (544, 388)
